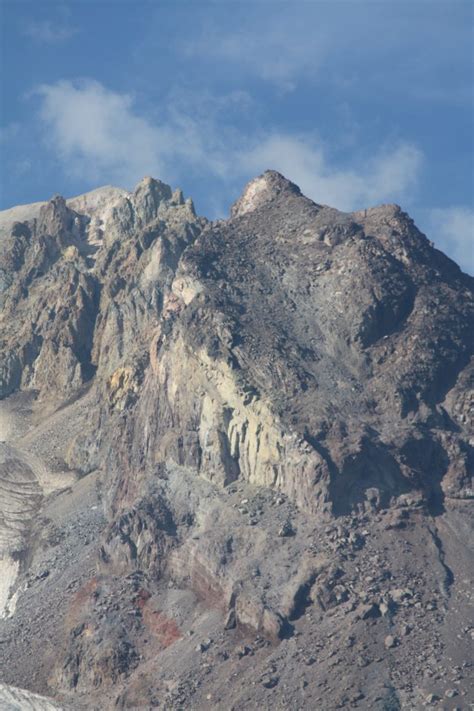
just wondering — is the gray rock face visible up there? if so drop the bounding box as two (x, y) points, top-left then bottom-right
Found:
(0, 171), (473, 709)
(101, 170), (472, 517)
(0, 178), (203, 400)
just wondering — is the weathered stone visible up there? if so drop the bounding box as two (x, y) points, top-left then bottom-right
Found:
(261, 675), (279, 689)
(445, 688), (458, 698)
(0, 170), (473, 709)
(359, 603), (381, 620)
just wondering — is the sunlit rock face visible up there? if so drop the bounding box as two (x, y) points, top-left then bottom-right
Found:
(0, 683), (63, 710)
(0, 172), (472, 710)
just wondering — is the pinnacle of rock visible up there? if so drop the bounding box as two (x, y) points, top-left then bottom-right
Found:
(231, 169), (304, 217)
(133, 175), (173, 210)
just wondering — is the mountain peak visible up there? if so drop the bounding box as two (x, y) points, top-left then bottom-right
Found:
(0, 172), (472, 710)
(231, 170), (302, 218)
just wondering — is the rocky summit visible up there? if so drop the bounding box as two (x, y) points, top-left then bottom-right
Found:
(0, 171), (472, 710)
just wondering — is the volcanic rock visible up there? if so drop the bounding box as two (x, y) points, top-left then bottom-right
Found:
(0, 171), (472, 710)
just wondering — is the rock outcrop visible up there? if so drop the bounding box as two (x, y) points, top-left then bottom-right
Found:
(0, 171), (472, 710)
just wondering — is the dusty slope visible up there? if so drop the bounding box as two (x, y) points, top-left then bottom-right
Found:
(0, 172), (472, 710)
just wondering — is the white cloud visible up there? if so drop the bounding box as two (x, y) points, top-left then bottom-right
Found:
(181, 3), (472, 100)
(35, 79), (246, 187)
(36, 80), (171, 186)
(34, 79), (423, 216)
(183, 14), (328, 91)
(34, 79), (253, 187)
(428, 207), (474, 275)
(237, 135), (423, 211)
(24, 20), (76, 43)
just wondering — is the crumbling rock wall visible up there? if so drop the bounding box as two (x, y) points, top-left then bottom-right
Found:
(3, 171), (471, 515)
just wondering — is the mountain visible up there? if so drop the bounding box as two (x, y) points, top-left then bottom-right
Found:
(0, 171), (472, 710)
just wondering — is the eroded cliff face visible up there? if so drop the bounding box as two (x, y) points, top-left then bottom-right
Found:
(0, 179), (202, 400)
(0, 172), (473, 710)
(81, 171), (472, 519)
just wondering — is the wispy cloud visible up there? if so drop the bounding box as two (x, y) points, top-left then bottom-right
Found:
(182, 13), (329, 91)
(23, 19), (76, 44)
(179, 2), (473, 103)
(428, 207), (474, 275)
(237, 135), (423, 211)
(34, 79), (257, 187)
(35, 80), (170, 186)
(34, 78), (424, 215)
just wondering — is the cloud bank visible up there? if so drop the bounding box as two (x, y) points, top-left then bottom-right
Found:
(35, 79), (424, 213)
(237, 135), (422, 211)
(36, 80), (170, 185)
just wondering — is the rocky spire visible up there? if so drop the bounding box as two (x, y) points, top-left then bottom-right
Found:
(132, 176), (173, 226)
(230, 170), (303, 218)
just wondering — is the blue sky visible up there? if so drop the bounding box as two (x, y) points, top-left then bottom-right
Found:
(1, 0), (473, 272)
